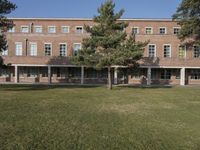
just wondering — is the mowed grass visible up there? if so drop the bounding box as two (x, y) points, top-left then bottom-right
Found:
(0, 85), (200, 150)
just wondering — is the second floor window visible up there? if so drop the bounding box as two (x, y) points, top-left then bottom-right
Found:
(194, 46), (200, 58)
(145, 27), (152, 34)
(159, 27), (166, 34)
(161, 69), (171, 80)
(30, 43), (37, 56)
(132, 27), (139, 35)
(73, 43), (81, 55)
(34, 26), (42, 33)
(178, 46), (186, 58)
(61, 26), (69, 33)
(15, 42), (23, 56)
(0, 49), (8, 56)
(163, 45), (171, 58)
(44, 44), (52, 56)
(21, 26), (29, 33)
(60, 44), (66, 56)
(48, 26), (56, 33)
(75, 26), (83, 34)
(173, 27), (180, 35)
(148, 44), (156, 57)
(8, 27), (15, 33)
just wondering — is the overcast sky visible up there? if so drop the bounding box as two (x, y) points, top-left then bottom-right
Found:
(8, 0), (181, 18)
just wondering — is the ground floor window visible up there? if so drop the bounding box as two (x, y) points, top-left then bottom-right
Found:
(85, 68), (98, 78)
(191, 70), (200, 80)
(68, 67), (81, 78)
(151, 69), (157, 80)
(160, 69), (171, 80)
(27, 68), (38, 77)
(0, 69), (9, 77)
(41, 67), (48, 77)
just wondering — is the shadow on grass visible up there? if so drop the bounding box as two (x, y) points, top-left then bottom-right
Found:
(0, 83), (173, 92)
(0, 84), (104, 91)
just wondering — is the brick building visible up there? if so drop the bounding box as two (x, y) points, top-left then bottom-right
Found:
(0, 18), (200, 85)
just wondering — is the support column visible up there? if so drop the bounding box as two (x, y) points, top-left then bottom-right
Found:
(180, 68), (185, 86)
(114, 67), (118, 84)
(81, 66), (84, 84)
(48, 66), (51, 84)
(14, 65), (18, 83)
(147, 67), (151, 85)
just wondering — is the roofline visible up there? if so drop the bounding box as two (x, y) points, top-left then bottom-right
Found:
(8, 17), (174, 22)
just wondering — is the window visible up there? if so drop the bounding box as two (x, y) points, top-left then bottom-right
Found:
(159, 27), (166, 34)
(0, 69), (9, 77)
(173, 27), (180, 35)
(21, 26), (29, 33)
(59, 43), (66, 56)
(34, 26), (42, 33)
(73, 43), (81, 55)
(178, 46), (186, 58)
(75, 26), (83, 34)
(0, 49), (8, 56)
(15, 42), (23, 56)
(193, 45), (200, 58)
(61, 26), (69, 33)
(8, 27), (15, 33)
(132, 27), (139, 35)
(41, 67), (48, 77)
(68, 67), (81, 78)
(48, 26), (56, 33)
(145, 27), (152, 34)
(148, 44), (156, 57)
(27, 67), (38, 77)
(44, 43), (52, 56)
(191, 69), (200, 80)
(163, 45), (171, 58)
(29, 43), (37, 56)
(161, 69), (171, 80)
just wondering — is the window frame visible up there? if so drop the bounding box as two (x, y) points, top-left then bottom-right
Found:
(193, 45), (200, 58)
(15, 42), (23, 56)
(145, 27), (153, 34)
(73, 43), (81, 55)
(163, 44), (171, 58)
(159, 27), (167, 35)
(178, 45), (186, 59)
(132, 27), (139, 35)
(61, 26), (70, 33)
(8, 27), (15, 33)
(75, 26), (83, 34)
(44, 43), (52, 56)
(29, 42), (37, 56)
(21, 25), (29, 33)
(59, 43), (67, 56)
(148, 44), (156, 57)
(173, 27), (181, 35)
(34, 25), (42, 33)
(48, 26), (56, 33)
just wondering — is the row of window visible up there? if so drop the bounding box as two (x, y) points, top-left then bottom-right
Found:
(148, 45), (200, 58)
(1, 43), (81, 56)
(132, 27), (180, 35)
(7, 25), (181, 35)
(8, 26), (84, 34)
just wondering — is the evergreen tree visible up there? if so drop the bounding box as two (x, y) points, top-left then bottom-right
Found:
(173, 0), (200, 44)
(0, 0), (16, 65)
(72, 0), (147, 89)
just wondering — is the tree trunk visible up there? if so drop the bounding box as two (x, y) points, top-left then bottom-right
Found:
(107, 67), (112, 90)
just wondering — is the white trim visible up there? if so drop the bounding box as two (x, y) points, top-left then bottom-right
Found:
(15, 42), (23, 56)
(8, 27), (15, 33)
(147, 44), (156, 57)
(145, 27), (153, 34)
(163, 44), (171, 58)
(59, 43), (67, 56)
(44, 43), (52, 56)
(20, 25), (29, 33)
(140, 66), (200, 69)
(48, 26), (56, 33)
(159, 27), (167, 34)
(173, 27), (181, 35)
(34, 25), (42, 33)
(131, 26), (139, 34)
(29, 42), (37, 56)
(61, 26), (70, 33)
(75, 26), (83, 34)
(177, 44), (186, 59)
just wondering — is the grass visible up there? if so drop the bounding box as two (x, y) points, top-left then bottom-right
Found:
(0, 85), (200, 150)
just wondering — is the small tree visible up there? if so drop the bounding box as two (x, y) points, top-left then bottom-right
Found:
(0, 0), (16, 65)
(72, 0), (147, 89)
(173, 0), (200, 44)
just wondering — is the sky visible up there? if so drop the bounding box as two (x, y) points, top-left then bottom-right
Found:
(8, 0), (181, 19)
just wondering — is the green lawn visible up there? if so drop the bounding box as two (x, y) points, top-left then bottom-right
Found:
(0, 85), (200, 150)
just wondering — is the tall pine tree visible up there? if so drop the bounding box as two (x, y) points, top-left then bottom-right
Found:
(0, 0), (16, 65)
(72, 0), (147, 89)
(173, 0), (200, 44)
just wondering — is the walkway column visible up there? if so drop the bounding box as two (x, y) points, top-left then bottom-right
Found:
(147, 67), (151, 85)
(81, 66), (84, 84)
(114, 67), (118, 84)
(14, 65), (18, 83)
(48, 66), (51, 84)
(180, 68), (185, 86)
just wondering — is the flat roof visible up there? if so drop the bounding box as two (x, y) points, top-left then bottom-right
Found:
(8, 17), (174, 22)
